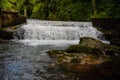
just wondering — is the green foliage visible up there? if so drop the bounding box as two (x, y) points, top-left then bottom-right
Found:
(92, 0), (120, 18)
(1, 0), (13, 10)
(1, 0), (120, 20)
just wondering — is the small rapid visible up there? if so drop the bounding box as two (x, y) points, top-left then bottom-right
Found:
(13, 19), (105, 46)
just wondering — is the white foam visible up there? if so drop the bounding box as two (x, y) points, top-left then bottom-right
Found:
(17, 40), (79, 46)
(13, 19), (108, 46)
(14, 22), (102, 40)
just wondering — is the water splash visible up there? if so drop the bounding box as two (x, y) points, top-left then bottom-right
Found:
(13, 19), (107, 45)
(14, 20), (102, 40)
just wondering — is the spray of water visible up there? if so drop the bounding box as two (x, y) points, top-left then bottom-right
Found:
(13, 19), (107, 46)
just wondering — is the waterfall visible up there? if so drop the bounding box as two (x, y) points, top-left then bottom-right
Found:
(13, 19), (106, 45)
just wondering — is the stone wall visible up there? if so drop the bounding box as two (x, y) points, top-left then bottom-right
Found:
(0, 10), (26, 40)
(0, 10), (26, 28)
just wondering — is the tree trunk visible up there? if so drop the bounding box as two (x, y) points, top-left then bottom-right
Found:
(0, 8), (1, 28)
(24, 6), (27, 17)
(92, 0), (97, 16)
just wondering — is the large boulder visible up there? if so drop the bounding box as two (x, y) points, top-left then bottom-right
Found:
(78, 37), (119, 56)
(47, 33), (120, 79)
(48, 37), (120, 65)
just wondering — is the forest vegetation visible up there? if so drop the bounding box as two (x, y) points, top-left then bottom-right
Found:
(1, 0), (120, 21)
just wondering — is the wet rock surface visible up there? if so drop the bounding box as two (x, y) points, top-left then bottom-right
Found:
(0, 25), (23, 40)
(0, 29), (13, 40)
(78, 37), (119, 56)
(47, 37), (120, 80)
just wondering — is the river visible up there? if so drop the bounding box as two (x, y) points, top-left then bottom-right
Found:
(0, 19), (108, 80)
(0, 41), (76, 80)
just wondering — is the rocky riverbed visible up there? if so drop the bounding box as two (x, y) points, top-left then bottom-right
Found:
(47, 37), (120, 80)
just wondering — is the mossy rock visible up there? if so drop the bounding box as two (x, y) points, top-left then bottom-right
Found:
(79, 37), (110, 49)
(47, 50), (63, 58)
(71, 58), (81, 63)
(58, 56), (67, 63)
(66, 45), (102, 56)
(47, 37), (119, 66)
(79, 37), (120, 55)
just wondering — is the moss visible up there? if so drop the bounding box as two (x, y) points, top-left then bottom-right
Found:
(66, 45), (102, 56)
(79, 37), (120, 55)
(47, 37), (120, 67)
(47, 50), (59, 57)
(71, 58), (81, 63)
(79, 37), (104, 48)
(67, 54), (76, 57)
(57, 56), (66, 63)
(47, 50), (65, 58)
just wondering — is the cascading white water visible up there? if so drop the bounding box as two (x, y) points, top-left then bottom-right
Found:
(13, 19), (105, 45)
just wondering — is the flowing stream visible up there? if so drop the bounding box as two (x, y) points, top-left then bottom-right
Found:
(0, 19), (107, 80)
